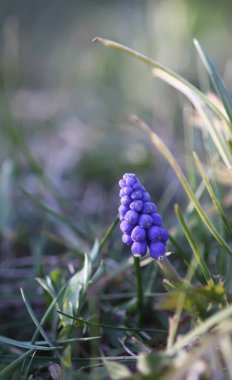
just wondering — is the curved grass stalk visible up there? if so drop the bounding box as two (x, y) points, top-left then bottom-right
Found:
(130, 114), (232, 258)
(153, 68), (232, 168)
(92, 37), (230, 130)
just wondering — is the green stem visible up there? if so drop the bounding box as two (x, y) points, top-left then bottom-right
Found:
(133, 256), (144, 323)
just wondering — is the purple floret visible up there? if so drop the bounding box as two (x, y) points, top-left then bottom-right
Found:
(123, 173), (137, 187)
(160, 228), (170, 243)
(122, 233), (133, 246)
(150, 242), (166, 259)
(151, 213), (162, 226)
(120, 186), (133, 196)
(131, 241), (147, 257)
(147, 226), (162, 242)
(138, 214), (153, 229)
(118, 205), (129, 221)
(125, 210), (139, 225)
(120, 220), (134, 234)
(142, 202), (157, 214)
(129, 200), (143, 212)
(142, 191), (151, 201)
(131, 190), (143, 200)
(131, 226), (146, 242)
(121, 195), (131, 207)
(119, 179), (126, 188)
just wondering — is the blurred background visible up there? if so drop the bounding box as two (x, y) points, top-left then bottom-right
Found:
(1, 0), (232, 322)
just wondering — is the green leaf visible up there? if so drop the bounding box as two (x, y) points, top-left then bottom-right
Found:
(20, 288), (54, 347)
(193, 151), (232, 239)
(152, 68), (232, 168)
(36, 276), (56, 298)
(137, 352), (171, 377)
(57, 311), (168, 334)
(194, 39), (232, 128)
(174, 204), (213, 284)
(0, 335), (59, 351)
(156, 283), (226, 319)
(21, 188), (88, 240)
(0, 160), (13, 234)
(60, 253), (92, 325)
(0, 349), (34, 379)
(99, 216), (120, 251)
(102, 356), (131, 380)
(168, 300), (232, 355)
(93, 37), (229, 127)
(94, 37), (232, 168)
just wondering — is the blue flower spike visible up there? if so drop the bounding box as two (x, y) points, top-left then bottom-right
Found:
(119, 173), (169, 259)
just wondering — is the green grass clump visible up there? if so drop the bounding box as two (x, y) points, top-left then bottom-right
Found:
(2, 37), (232, 380)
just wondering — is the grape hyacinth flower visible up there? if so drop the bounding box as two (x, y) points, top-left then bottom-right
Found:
(119, 173), (169, 259)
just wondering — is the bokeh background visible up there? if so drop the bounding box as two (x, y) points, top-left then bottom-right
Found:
(1, 0), (232, 324)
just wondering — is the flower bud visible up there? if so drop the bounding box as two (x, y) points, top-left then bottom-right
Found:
(131, 226), (146, 242)
(125, 210), (139, 225)
(120, 220), (134, 234)
(150, 242), (166, 259)
(129, 200), (143, 212)
(138, 214), (153, 229)
(131, 241), (147, 257)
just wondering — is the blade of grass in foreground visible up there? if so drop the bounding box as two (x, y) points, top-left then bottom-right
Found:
(0, 336), (59, 351)
(21, 283), (67, 375)
(130, 114), (232, 258)
(0, 349), (34, 379)
(57, 311), (168, 334)
(167, 301), (232, 355)
(174, 204), (213, 284)
(20, 288), (54, 348)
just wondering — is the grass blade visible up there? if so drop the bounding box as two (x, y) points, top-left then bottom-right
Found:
(31, 283), (67, 345)
(193, 151), (232, 239)
(93, 37), (230, 128)
(21, 187), (89, 241)
(174, 204), (213, 284)
(130, 114), (232, 257)
(0, 349), (34, 379)
(20, 288), (54, 348)
(99, 215), (119, 251)
(194, 39), (232, 128)
(152, 68), (232, 168)
(57, 311), (168, 334)
(0, 335), (59, 351)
